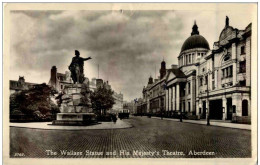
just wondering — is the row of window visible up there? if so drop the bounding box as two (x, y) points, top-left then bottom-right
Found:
(180, 52), (206, 66)
(221, 66), (233, 79)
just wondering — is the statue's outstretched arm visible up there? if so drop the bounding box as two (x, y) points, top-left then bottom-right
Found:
(83, 57), (92, 61)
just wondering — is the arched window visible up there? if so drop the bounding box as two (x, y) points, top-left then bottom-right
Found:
(242, 100), (248, 116)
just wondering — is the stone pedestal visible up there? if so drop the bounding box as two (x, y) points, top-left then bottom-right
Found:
(52, 83), (96, 126)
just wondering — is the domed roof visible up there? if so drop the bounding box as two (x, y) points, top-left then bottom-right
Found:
(181, 21), (210, 53)
(181, 34), (210, 52)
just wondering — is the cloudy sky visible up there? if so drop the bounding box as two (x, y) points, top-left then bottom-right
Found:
(10, 8), (254, 101)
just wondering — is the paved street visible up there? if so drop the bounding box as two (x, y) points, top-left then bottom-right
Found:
(10, 116), (251, 158)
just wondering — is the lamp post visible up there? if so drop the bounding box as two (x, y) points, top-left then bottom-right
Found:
(206, 69), (212, 126)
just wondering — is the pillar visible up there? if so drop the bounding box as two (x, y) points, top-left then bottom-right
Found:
(165, 89), (169, 111)
(196, 67), (199, 98)
(170, 87), (173, 111)
(166, 89), (169, 111)
(232, 93), (242, 117)
(222, 97), (227, 120)
(206, 99), (210, 121)
(232, 43), (237, 85)
(176, 83), (180, 111)
(214, 69), (218, 89)
(190, 79), (194, 112)
(173, 86), (176, 110)
(246, 36), (251, 86)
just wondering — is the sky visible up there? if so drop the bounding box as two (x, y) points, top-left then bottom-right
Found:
(10, 8), (254, 101)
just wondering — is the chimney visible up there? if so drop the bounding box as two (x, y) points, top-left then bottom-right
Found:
(160, 60), (166, 79)
(50, 66), (57, 88)
(148, 76), (153, 84)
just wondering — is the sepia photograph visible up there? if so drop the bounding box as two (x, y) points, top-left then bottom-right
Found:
(3, 3), (257, 165)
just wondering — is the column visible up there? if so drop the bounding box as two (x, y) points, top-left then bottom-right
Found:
(172, 86), (176, 110)
(169, 87), (172, 111)
(246, 37), (251, 86)
(196, 100), (201, 116)
(195, 66), (199, 98)
(206, 99), (210, 121)
(171, 87), (174, 111)
(222, 96), (227, 120)
(232, 93), (242, 117)
(214, 69), (218, 89)
(190, 78), (194, 112)
(232, 43), (237, 85)
(176, 83), (180, 111)
(147, 100), (150, 114)
(165, 89), (169, 111)
(167, 89), (170, 112)
(165, 89), (168, 112)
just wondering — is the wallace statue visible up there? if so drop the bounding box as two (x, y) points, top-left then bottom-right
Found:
(69, 50), (92, 84)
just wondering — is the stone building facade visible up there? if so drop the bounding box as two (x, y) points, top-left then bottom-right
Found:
(48, 66), (73, 92)
(165, 17), (251, 123)
(10, 76), (38, 95)
(111, 91), (123, 113)
(138, 60), (167, 115)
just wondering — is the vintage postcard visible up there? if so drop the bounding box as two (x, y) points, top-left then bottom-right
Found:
(3, 3), (257, 165)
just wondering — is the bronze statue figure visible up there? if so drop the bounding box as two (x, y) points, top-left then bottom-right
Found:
(69, 50), (92, 84)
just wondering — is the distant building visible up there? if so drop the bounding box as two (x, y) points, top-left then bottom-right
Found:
(138, 60), (167, 115)
(112, 91), (123, 113)
(123, 101), (135, 114)
(10, 76), (38, 95)
(94, 78), (123, 113)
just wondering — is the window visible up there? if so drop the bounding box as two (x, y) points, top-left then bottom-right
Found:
(212, 81), (215, 90)
(205, 75), (208, 85)
(222, 69), (224, 78)
(225, 68), (228, 78)
(188, 82), (191, 94)
(212, 71), (215, 79)
(241, 46), (245, 55)
(229, 66), (233, 77)
(189, 54), (191, 63)
(61, 85), (63, 89)
(239, 80), (246, 86)
(223, 54), (230, 61)
(188, 102), (191, 112)
(240, 61), (246, 73)
(200, 77), (203, 86)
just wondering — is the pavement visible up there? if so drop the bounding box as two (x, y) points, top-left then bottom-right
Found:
(9, 119), (132, 130)
(151, 117), (251, 130)
(10, 116), (251, 158)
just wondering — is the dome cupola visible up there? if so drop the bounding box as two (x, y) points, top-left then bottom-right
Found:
(181, 21), (210, 53)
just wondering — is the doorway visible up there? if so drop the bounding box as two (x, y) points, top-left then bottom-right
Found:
(201, 101), (206, 119)
(242, 100), (248, 116)
(209, 100), (223, 120)
(226, 98), (232, 120)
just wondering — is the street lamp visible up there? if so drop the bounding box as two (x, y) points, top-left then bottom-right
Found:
(206, 69), (212, 126)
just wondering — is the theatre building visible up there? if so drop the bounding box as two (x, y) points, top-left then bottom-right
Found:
(165, 17), (251, 123)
